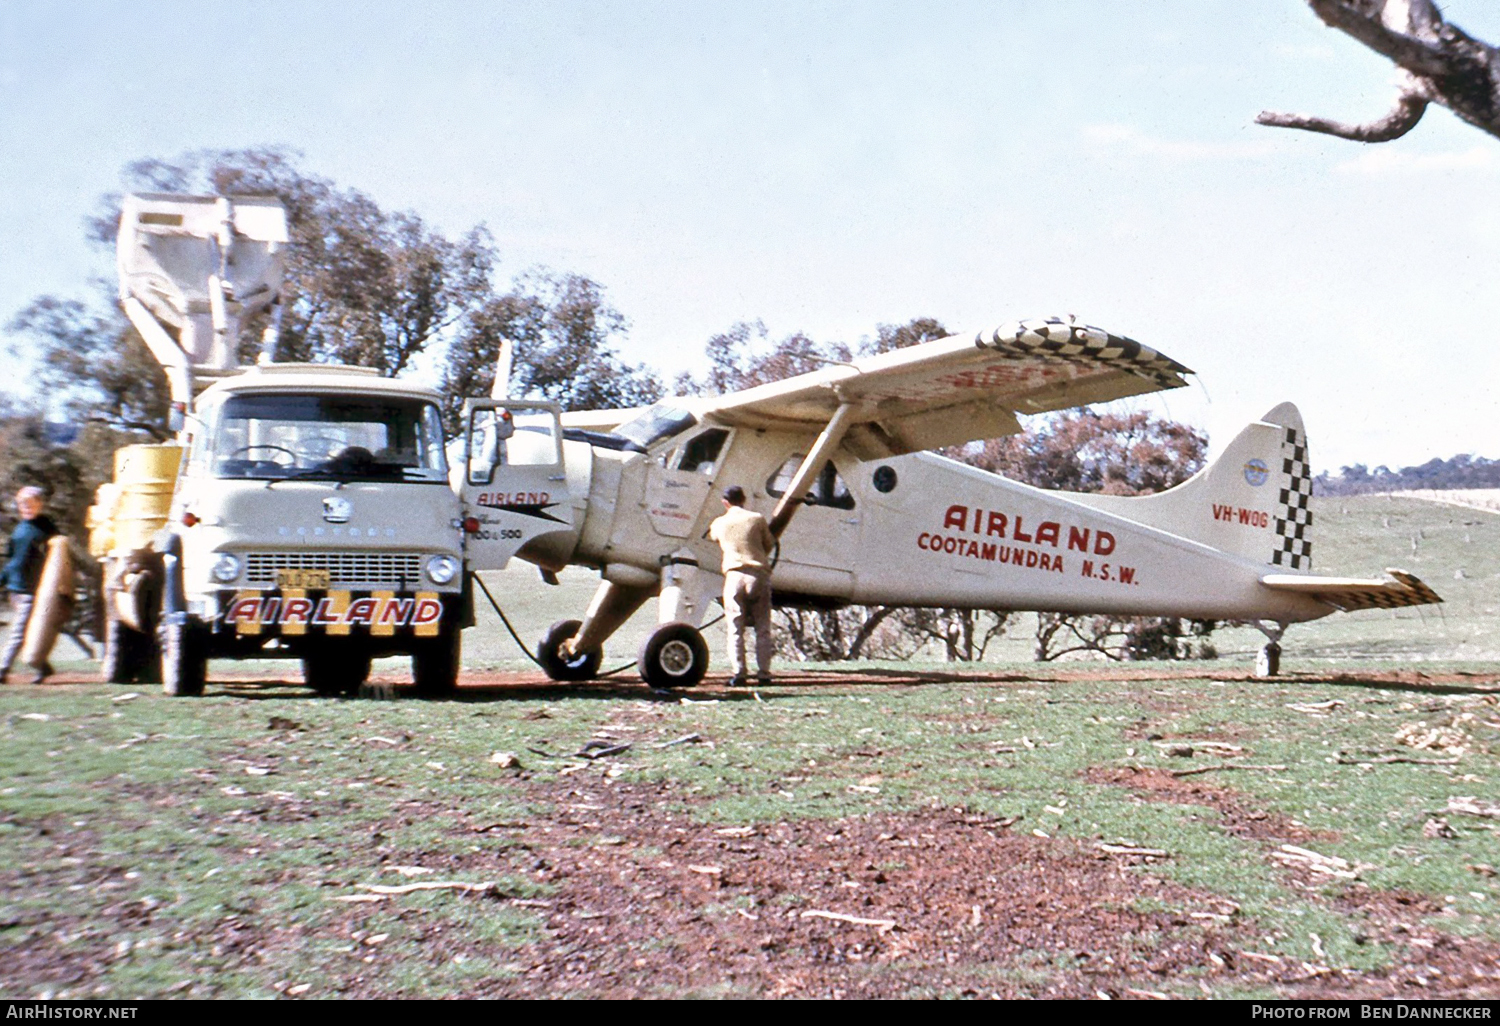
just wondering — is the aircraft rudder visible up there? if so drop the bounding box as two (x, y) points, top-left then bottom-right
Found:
(1177, 403), (1313, 568)
(1262, 403), (1314, 572)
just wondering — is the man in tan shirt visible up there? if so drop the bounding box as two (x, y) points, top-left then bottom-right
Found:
(708, 485), (775, 686)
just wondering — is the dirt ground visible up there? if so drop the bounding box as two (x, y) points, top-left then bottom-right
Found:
(408, 775), (1500, 999)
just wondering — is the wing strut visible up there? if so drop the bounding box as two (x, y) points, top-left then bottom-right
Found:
(768, 401), (856, 538)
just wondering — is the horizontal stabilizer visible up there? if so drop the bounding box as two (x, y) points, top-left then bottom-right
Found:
(1260, 569), (1442, 612)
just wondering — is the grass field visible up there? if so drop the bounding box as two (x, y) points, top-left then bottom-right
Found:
(1, 494), (1497, 998)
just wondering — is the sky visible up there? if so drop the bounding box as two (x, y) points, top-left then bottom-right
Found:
(2, 0), (1499, 472)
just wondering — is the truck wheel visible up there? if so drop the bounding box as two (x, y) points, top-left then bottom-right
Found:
(413, 629), (461, 697)
(159, 620), (207, 697)
(537, 619), (600, 682)
(637, 622), (709, 690)
(303, 652), (372, 697)
(102, 613), (155, 684)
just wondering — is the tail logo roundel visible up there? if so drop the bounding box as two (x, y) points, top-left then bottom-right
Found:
(1243, 459), (1270, 487)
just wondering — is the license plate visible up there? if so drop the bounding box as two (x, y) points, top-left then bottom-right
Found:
(277, 568), (330, 589)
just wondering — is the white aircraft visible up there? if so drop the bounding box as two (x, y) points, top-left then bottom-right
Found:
(455, 316), (1440, 687)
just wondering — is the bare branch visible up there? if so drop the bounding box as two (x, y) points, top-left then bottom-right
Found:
(1306, 0), (1451, 77)
(1266, 0), (1500, 144)
(1256, 91), (1428, 142)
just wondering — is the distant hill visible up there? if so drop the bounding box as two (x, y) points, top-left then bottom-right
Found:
(1316, 454), (1500, 496)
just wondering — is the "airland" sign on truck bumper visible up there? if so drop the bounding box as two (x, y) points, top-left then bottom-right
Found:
(215, 589), (453, 638)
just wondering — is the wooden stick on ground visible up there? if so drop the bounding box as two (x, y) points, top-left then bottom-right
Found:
(1171, 763), (1288, 778)
(356, 880), (501, 896)
(800, 910), (898, 931)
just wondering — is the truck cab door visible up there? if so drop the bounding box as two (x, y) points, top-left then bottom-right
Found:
(461, 400), (574, 571)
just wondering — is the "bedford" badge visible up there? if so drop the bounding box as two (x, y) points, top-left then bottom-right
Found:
(322, 496), (352, 523)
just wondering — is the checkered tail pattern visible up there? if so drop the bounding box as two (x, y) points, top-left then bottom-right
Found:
(1272, 426), (1313, 570)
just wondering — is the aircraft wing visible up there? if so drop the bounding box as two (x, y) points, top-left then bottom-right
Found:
(560, 407), (652, 431)
(1260, 570), (1443, 612)
(700, 317), (1192, 458)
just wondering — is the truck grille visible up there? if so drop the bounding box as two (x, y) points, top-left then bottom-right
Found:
(244, 552), (424, 586)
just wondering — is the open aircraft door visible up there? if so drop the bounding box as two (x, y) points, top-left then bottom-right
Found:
(462, 400), (575, 571)
(642, 426), (734, 538)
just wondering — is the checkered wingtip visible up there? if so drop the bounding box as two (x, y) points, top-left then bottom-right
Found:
(977, 316), (1192, 389)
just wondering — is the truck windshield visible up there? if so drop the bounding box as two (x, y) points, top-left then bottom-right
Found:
(613, 404), (696, 448)
(204, 393), (448, 482)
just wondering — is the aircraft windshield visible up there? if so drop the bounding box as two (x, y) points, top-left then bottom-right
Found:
(198, 393), (448, 483)
(613, 404), (697, 448)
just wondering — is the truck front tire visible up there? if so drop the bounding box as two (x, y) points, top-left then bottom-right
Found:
(159, 619), (207, 697)
(303, 651), (372, 697)
(413, 628), (461, 697)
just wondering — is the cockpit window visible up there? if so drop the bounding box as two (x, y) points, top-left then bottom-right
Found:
(613, 404), (697, 448)
(676, 429), (729, 472)
(766, 455), (855, 510)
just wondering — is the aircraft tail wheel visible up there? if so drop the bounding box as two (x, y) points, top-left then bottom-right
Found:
(538, 619), (602, 681)
(1255, 641), (1281, 678)
(637, 621), (709, 690)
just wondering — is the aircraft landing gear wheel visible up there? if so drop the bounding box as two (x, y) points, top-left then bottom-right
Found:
(159, 619), (207, 697)
(413, 629), (461, 698)
(637, 621), (709, 690)
(304, 651), (373, 697)
(537, 619), (601, 682)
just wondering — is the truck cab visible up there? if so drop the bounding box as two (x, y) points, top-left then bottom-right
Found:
(162, 365), (466, 694)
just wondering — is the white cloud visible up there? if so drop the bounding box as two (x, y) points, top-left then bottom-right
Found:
(1334, 146), (1499, 175)
(1079, 123), (1282, 163)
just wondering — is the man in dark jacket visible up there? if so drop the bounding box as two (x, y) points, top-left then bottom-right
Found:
(1, 487), (60, 683)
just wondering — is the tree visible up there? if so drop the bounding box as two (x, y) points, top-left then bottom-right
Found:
(440, 270), (663, 427)
(6, 297), (170, 440)
(675, 321), (853, 396)
(959, 409), (1209, 496)
(1258, 0), (1500, 143)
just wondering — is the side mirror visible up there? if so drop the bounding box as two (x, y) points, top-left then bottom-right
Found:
(493, 409), (515, 441)
(467, 409), (507, 486)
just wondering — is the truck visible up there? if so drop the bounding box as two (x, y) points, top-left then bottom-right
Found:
(91, 194), (473, 696)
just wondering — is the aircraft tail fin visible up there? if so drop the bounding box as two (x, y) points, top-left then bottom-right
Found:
(1071, 402), (1315, 569)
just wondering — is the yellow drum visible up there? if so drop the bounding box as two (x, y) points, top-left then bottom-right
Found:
(105, 444), (183, 553)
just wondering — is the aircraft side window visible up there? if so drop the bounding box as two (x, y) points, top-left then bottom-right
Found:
(676, 429), (729, 473)
(765, 455), (855, 510)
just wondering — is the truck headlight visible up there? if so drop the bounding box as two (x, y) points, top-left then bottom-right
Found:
(211, 553), (241, 583)
(425, 554), (459, 585)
